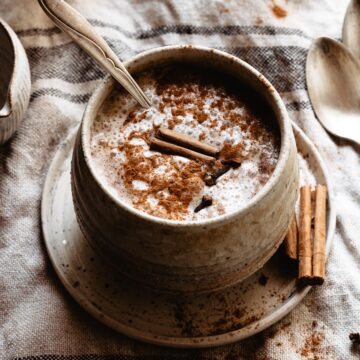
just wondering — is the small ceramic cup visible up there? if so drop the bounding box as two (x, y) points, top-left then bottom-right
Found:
(71, 45), (299, 293)
(0, 18), (31, 144)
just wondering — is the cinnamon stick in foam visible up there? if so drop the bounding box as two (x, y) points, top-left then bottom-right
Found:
(157, 127), (219, 157)
(298, 186), (312, 283)
(312, 185), (327, 285)
(150, 138), (215, 163)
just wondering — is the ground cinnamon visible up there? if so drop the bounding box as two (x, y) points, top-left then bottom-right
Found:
(312, 185), (327, 285)
(298, 186), (312, 283)
(271, 0), (288, 18)
(218, 142), (243, 167)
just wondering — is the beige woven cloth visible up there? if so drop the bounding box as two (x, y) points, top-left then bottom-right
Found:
(1, 0), (360, 359)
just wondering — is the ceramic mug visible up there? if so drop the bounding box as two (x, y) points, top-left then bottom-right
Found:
(0, 18), (31, 144)
(71, 45), (299, 293)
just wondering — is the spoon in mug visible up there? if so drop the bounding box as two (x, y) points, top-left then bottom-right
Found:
(343, 0), (360, 60)
(38, 0), (151, 108)
(306, 37), (360, 144)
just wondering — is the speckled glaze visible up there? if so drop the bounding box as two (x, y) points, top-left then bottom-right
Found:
(0, 18), (31, 144)
(71, 46), (299, 293)
(42, 123), (334, 347)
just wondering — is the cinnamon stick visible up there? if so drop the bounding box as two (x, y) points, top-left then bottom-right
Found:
(298, 186), (312, 283)
(285, 213), (298, 261)
(150, 138), (215, 162)
(312, 185), (327, 285)
(157, 127), (219, 157)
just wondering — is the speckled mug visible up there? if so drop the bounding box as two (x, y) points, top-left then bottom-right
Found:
(71, 45), (299, 293)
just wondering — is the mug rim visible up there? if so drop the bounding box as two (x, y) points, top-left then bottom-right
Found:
(81, 45), (292, 228)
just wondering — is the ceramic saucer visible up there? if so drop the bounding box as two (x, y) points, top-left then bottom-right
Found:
(41, 123), (335, 348)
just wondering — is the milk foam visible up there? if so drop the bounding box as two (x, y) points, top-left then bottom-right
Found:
(90, 67), (280, 221)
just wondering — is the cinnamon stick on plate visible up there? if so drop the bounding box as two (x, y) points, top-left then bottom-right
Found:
(157, 127), (219, 157)
(285, 213), (298, 261)
(298, 186), (312, 283)
(312, 185), (327, 285)
(150, 138), (215, 163)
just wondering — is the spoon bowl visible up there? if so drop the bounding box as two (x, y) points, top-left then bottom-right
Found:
(343, 0), (360, 60)
(306, 37), (360, 144)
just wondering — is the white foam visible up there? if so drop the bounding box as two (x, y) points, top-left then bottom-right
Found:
(129, 138), (147, 146)
(90, 69), (279, 221)
(132, 180), (149, 191)
(147, 194), (159, 206)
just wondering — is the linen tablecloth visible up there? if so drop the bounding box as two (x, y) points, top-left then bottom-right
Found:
(1, 0), (360, 358)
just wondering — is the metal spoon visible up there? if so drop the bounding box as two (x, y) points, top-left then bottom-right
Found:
(343, 0), (360, 60)
(38, 0), (151, 108)
(306, 37), (360, 144)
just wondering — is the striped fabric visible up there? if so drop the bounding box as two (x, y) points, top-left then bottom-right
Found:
(1, 0), (359, 359)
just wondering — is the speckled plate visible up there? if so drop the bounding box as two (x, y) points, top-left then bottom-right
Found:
(41, 123), (335, 348)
